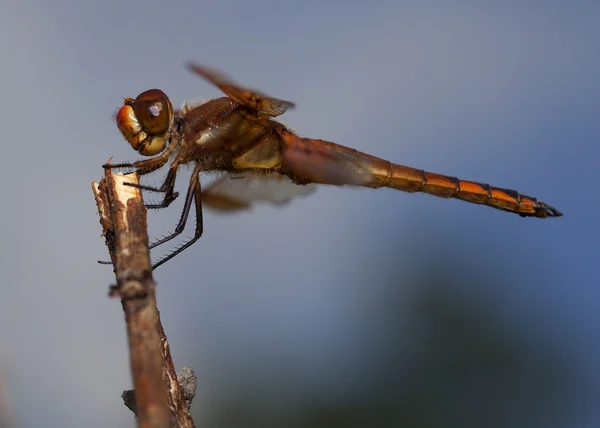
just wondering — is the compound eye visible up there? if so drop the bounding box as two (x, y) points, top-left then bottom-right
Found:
(132, 89), (173, 135)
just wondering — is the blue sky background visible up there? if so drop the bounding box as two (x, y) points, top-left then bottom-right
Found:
(0, 1), (598, 427)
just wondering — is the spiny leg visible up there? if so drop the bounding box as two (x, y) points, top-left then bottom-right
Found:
(95, 161), (181, 267)
(150, 166), (204, 270)
(95, 162), (184, 267)
(102, 141), (176, 175)
(104, 142), (181, 208)
(103, 155), (167, 176)
(148, 168), (196, 250)
(126, 161), (181, 210)
(97, 154), (181, 266)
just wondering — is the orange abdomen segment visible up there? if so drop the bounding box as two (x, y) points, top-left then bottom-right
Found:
(381, 163), (561, 218)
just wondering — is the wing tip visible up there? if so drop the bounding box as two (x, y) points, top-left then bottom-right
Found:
(186, 61), (199, 73)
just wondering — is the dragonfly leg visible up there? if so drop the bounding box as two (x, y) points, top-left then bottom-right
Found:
(103, 142), (175, 175)
(150, 166), (204, 270)
(96, 163), (188, 268)
(124, 162), (180, 209)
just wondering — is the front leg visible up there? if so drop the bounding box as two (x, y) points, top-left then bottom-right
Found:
(124, 161), (181, 210)
(103, 156), (167, 176)
(103, 143), (174, 176)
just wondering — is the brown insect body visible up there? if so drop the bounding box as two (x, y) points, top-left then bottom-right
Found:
(107, 63), (561, 269)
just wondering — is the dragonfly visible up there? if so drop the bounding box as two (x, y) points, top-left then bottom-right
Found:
(105, 62), (562, 269)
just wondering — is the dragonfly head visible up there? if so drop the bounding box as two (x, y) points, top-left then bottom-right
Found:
(116, 89), (173, 156)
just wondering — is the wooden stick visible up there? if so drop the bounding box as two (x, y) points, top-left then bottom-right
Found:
(92, 168), (195, 428)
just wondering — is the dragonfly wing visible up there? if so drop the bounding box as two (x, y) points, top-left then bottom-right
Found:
(187, 63), (295, 117)
(202, 173), (317, 213)
(280, 135), (375, 186)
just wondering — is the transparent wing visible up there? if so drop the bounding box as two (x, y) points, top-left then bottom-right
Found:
(187, 63), (295, 117)
(280, 133), (375, 186)
(202, 173), (317, 213)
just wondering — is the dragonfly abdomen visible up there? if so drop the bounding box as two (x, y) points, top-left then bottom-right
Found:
(383, 163), (562, 218)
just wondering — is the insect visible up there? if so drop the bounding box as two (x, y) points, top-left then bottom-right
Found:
(105, 63), (562, 269)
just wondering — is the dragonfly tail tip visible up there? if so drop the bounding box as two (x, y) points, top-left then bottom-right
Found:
(540, 203), (563, 218)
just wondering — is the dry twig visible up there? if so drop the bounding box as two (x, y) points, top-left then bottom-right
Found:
(92, 168), (195, 428)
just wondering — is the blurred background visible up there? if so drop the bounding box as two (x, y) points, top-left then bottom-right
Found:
(0, 1), (598, 427)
